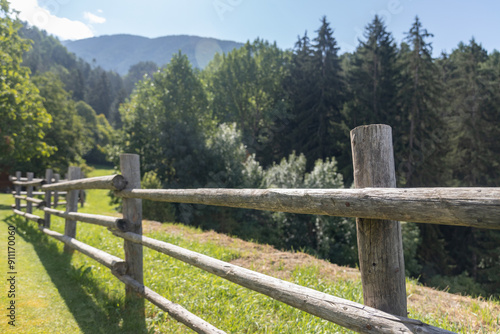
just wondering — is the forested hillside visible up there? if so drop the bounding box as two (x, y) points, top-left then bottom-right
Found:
(63, 34), (244, 75)
(2, 0), (499, 298)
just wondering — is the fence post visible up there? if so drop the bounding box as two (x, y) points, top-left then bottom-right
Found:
(44, 169), (53, 228)
(15, 171), (21, 210)
(26, 172), (34, 214)
(64, 167), (81, 254)
(350, 124), (407, 317)
(53, 173), (60, 207)
(120, 154), (144, 314)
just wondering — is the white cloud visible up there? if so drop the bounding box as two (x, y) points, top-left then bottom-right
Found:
(84, 11), (106, 24)
(9, 0), (94, 40)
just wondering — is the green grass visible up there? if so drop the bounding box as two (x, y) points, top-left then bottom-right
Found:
(1, 165), (499, 333)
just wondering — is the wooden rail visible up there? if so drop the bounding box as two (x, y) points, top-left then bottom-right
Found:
(43, 208), (132, 231)
(41, 174), (127, 191)
(38, 226), (128, 275)
(10, 125), (499, 333)
(116, 187), (500, 229)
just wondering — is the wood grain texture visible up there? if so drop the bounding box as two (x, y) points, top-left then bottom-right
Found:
(12, 179), (44, 186)
(115, 187), (500, 229)
(26, 172), (34, 214)
(351, 124), (407, 317)
(12, 209), (44, 225)
(14, 171), (21, 210)
(64, 167), (81, 254)
(53, 174), (60, 206)
(43, 169), (53, 227)
(41, 174), (127, 191)
(44, 208), (132, 231)
(120, 154), (144, 313)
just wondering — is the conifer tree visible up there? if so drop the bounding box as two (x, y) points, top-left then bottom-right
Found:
(397, 17), (447, 187)
(287, 17), (346, 169)
(445, 39), (498, 186)
(344, 16), (399, 129)
(437, 40), (500, 296)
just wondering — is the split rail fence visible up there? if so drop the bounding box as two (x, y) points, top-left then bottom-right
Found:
(9, 125), (500, 334)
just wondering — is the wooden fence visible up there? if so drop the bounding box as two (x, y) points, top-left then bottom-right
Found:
(9, 124), (500, 334)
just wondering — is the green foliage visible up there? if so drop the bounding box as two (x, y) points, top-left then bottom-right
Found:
(396, 17), (448, 187)
(285, 17), (348, 173)
(19, 23), (127, 127)
(203, 39), (291, 165)
(75, 101), (114, 165)
(401, 222), (422, 277)
(262, 153), (357, 265)
(343, 15), (400, 128)
(141, 170), (176, 222)
(0, 3), (53, 168)
(443, 39), (500, 187)
(120, 52), (211, 189)
(24, 72), (89, 174)
(428, 272), (487, 297)
(123, 60), (158, 94)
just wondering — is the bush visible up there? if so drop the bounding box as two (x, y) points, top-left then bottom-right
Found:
(142, 171), (175, 222)
(428, 272), (486, 297)
(401, 222), (422, 277)
(263, 153), (358, 266)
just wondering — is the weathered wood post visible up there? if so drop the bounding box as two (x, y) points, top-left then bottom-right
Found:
(15, 171), (21, 210)
(26, 172), (34, 214)
(44, 169), (53, 227)
(64, 167), (81, 254)
(350, 124), (407, 317)
(120, 154), (144, 315)
(53, 173), (60, 207)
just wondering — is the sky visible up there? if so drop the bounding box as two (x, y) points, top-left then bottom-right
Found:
(9, 0), (500, 57)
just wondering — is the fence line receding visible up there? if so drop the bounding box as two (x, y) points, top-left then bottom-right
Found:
(9, 124), (495, 333)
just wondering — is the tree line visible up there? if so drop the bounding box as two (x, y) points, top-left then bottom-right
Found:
(1, 0), (498, 296)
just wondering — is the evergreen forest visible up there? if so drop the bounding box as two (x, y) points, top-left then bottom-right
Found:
(1, 1), (499, 298)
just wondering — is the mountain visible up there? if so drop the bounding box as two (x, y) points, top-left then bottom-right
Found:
(63, 34), (243, 75)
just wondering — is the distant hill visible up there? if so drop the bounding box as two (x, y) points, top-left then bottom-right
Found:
(63, 34), (243, 75)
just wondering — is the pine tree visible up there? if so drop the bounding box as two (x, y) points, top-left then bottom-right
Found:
(345, 16), (399, 128)
(287, 17), (346, 170)
(446, 39), (497, 186)
(397, 17), (447, 187)
(438, 40), (500, 296)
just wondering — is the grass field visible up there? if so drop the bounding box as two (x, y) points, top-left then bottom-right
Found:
(1, 166), (499, 333)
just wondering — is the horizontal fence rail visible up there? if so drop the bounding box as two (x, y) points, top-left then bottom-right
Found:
(14, 195), (45, 207)
(13, 191), (67, 195)
(43, 208), (132, 231)
(38, 226), (128, 275)
(116, 187), (500, 229)
(12, 209), (44, 225)
(112, 230), (453, 334)
(41, 174), (127, 191)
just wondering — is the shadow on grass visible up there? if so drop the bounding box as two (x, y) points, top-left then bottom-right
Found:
(5, 215), (148, 334)
(0, 204), (12, 210)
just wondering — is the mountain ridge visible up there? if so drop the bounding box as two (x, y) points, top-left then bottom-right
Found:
(63, 34), (244, 75)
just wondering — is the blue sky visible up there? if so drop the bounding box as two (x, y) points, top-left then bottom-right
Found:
(10, 0), (500, 57)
